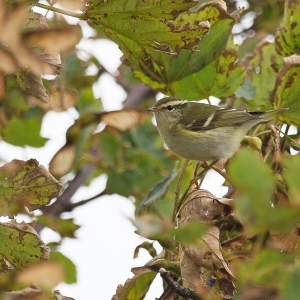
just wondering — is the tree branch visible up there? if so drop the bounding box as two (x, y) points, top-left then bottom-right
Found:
(159, 268), (202, 300)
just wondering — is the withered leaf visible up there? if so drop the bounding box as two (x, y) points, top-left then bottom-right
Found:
(54, 290), (75, 300)
(24, 11), (49, 31)
(23, 27), (82, 53)
(4, 287), (51, 300)
(32, 89), (78, 112)
(49, 144), (76, 178)
(181, 226), (234, 279)
(101, 109), (147, 131)
(269, 191), (298, 252)
(0, 159), (62, 216)
(0, 4), (55, 75)
(269, 226), (298, 252)
(16, 260), (64, 289)
(15, 69), (49, 102)
(178, 189), (233, 225)
(181, 251), (210, 297)
(40, 53), (62, 75)
(0, 47), (19, 73)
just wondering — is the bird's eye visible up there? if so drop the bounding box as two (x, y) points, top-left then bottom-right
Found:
(166, 105), (174, 111)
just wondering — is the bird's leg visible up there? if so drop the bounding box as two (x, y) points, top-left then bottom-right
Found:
(190, 161), (202, 188)
(189, 160), (218, 188)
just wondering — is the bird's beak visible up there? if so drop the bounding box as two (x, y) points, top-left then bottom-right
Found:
(147, 107), (158, 112)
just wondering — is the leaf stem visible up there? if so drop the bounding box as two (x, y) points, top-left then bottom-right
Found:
(35, 3), (85, 19)
(173, 159), (189, 221)
(212, 164), (236, 187)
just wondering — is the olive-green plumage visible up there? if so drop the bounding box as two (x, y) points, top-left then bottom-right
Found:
(148, 97), (287, 161)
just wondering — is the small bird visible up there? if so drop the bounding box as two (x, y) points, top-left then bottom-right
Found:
(148, 97), (287, 161)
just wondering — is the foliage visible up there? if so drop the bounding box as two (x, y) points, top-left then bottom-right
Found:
(1, 0), (300, 299)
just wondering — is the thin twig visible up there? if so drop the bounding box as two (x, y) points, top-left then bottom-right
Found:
(159, 268), (202, 300)
(268, 124), (281, 167)
(70, 189), (108, 209)
(280, 124), (290, 153)
(189, 160), (218, 188)
(172, 160), (189, 221)
(35, 3), (84, 19)
(211, 165), (236, 187)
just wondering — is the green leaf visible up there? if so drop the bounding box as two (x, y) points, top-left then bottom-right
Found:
(108, 2), (235, 93)
(270, 55), (300, 125)
(113, 270), (157, 300)
(0, 159), (62, 216)
(237, 249), (292, 288)
(138, 170), (178, 213)
(235, 80), (256, 101)
(170, 221), (207, 244)
(3, 118), (48, 147)
(50, 252), (77, 284)
(88, 0), (196, 20)
(173, 35), (245, 99)
(275, 0), (300, 56)
(0, 220), (48, 270)
(37, 216), (80, 238)
(86, 0), (204, 52)
(282, 155), (300, 204)
(77, 89), (103, 114)
(240, 41), (283, 110)
(281, 267), (300, 300)
(227, 149), (275, 232)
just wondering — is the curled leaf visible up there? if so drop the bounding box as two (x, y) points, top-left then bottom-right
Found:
(178, 189), (233, 225)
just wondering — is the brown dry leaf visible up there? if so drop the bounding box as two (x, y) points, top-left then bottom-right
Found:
(16, 260), (64, 289)
(31, 89), (78, 111)
(40, 53), (62, 75)
(49, 144), (76, 177)
(4, 287), (51, 300)
(268, 191), (298, 251)
(24, 27), (81, 53)
(54, 0), (89, 10)
(178, 189), (233, 225)
(53, 290), (74, 300)
(0, 47), (19, 74)
(0, 4), (55, 75)
(15, 70), (49, 102)
(178, 189), (236, 298)
(24, 11), (49, 30)
(269, 226), (298, 252)
(180, 249), (210, 297)
(101, 109), (147, 131)
(182, 226), (234, 278)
